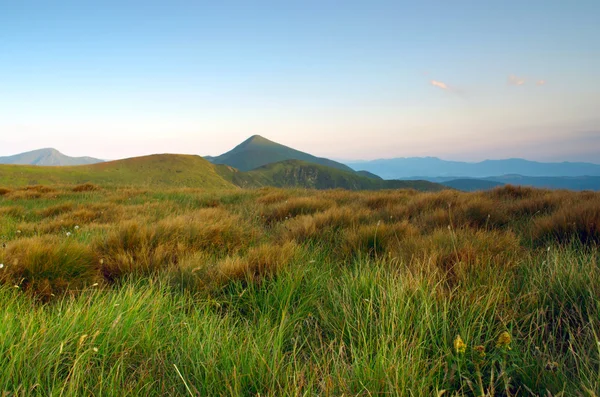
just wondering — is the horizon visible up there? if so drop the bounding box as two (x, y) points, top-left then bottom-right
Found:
(3, 136), (600, 166)
(2, 1), (599, 162)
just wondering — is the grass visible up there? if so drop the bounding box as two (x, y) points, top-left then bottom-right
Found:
(0, 183), (599, 395)
(0, 154), (443, 192)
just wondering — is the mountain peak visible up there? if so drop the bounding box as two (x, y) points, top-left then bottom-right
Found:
(238, 135), (276, 148)
(209, 135), (355, 173)
(0, 148), (103, 166)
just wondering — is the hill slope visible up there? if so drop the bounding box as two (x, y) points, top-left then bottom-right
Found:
(218, 160), (445, 191)
(0, 148), (103, 166)
(208, 135), (355, 172)
(345, 157), (600, 179)
(0, 154), (234, 188)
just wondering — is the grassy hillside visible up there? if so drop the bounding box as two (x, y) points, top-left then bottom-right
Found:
(0, 148), (103, 166)
(0, 154), (235, 188)
(0, 154), (446, 192)
(208, 135), (355, 172)
(0, 185), (598, 395)
(225, 159), (445, 191)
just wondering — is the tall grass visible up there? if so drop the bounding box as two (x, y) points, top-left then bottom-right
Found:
(0, 184), (599, 395)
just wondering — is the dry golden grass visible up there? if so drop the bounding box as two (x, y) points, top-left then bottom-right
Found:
(72, 182), (100, 192)
(0, 184), (598, 299)
(211, 241), (299, 285)
(0, 236), (98, 299)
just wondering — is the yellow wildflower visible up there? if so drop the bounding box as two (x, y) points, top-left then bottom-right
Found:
(454, 335), (466, 354)
(496, 331), (512, 350)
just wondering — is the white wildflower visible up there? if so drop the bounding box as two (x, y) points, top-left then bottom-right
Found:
(74, 225), (80, 230)
(0, 263), (4, 269)
(66, 232), (71, 237)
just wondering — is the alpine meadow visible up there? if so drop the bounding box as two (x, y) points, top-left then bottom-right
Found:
(2, 1), (600, 396)
(0, 177), (598, 395)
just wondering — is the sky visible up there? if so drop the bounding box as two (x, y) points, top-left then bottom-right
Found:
(1, 0), (599, 163)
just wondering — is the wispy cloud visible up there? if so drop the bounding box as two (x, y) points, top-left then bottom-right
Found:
(508, 74), (526, 86)
(536, 80), (546, 86)
(430, 80), (449, 90)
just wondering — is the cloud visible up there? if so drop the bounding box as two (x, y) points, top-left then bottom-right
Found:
(508, 74), (526, 86)
(430, 80), (449, 90)
(536, 80), (546, 86)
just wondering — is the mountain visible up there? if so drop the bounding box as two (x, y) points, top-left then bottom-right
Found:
(0, 154), (234, 188)
(0, 148), (103, 166)
(207, 135), (355, 172)
(419, 175), (600, 192)
(345, 157), (600, 179)
(486, 175), (600, 191)
(217, 160), (445, 191)
(441, 179), (505, 192)
(0, 155), (445, 192)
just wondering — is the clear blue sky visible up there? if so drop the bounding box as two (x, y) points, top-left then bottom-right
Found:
(1, 0), (599, 162)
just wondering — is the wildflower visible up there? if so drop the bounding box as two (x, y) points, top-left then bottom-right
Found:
(93, 347), (99, 353)
(474, 345), (486, 358)
(0, 263), (4, 269)
(74, 225), (80, 230)
(496, 331), (512, 350)
(454, 335), (466, 354)
(66, 232), (72, 237)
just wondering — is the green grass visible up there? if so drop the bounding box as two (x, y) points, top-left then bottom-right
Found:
(0, 184), (599, 395)
(0, 154), (234, 188)
(227, 159), (445, 191)
(0, 154), (445, 192)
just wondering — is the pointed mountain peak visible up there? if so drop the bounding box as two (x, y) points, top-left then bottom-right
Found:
(238, 135), (277, 147)
(210, 135), (355, 173)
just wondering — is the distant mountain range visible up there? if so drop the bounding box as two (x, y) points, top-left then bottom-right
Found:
(206, 135), (355, 172)
(421, 175), (600, 192)
(0, 148), (103, 166)
(345, 157), (600, 179)
(2, 138), (599, 192)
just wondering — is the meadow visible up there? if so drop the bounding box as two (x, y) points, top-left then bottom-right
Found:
(0, 183), (598, 396)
